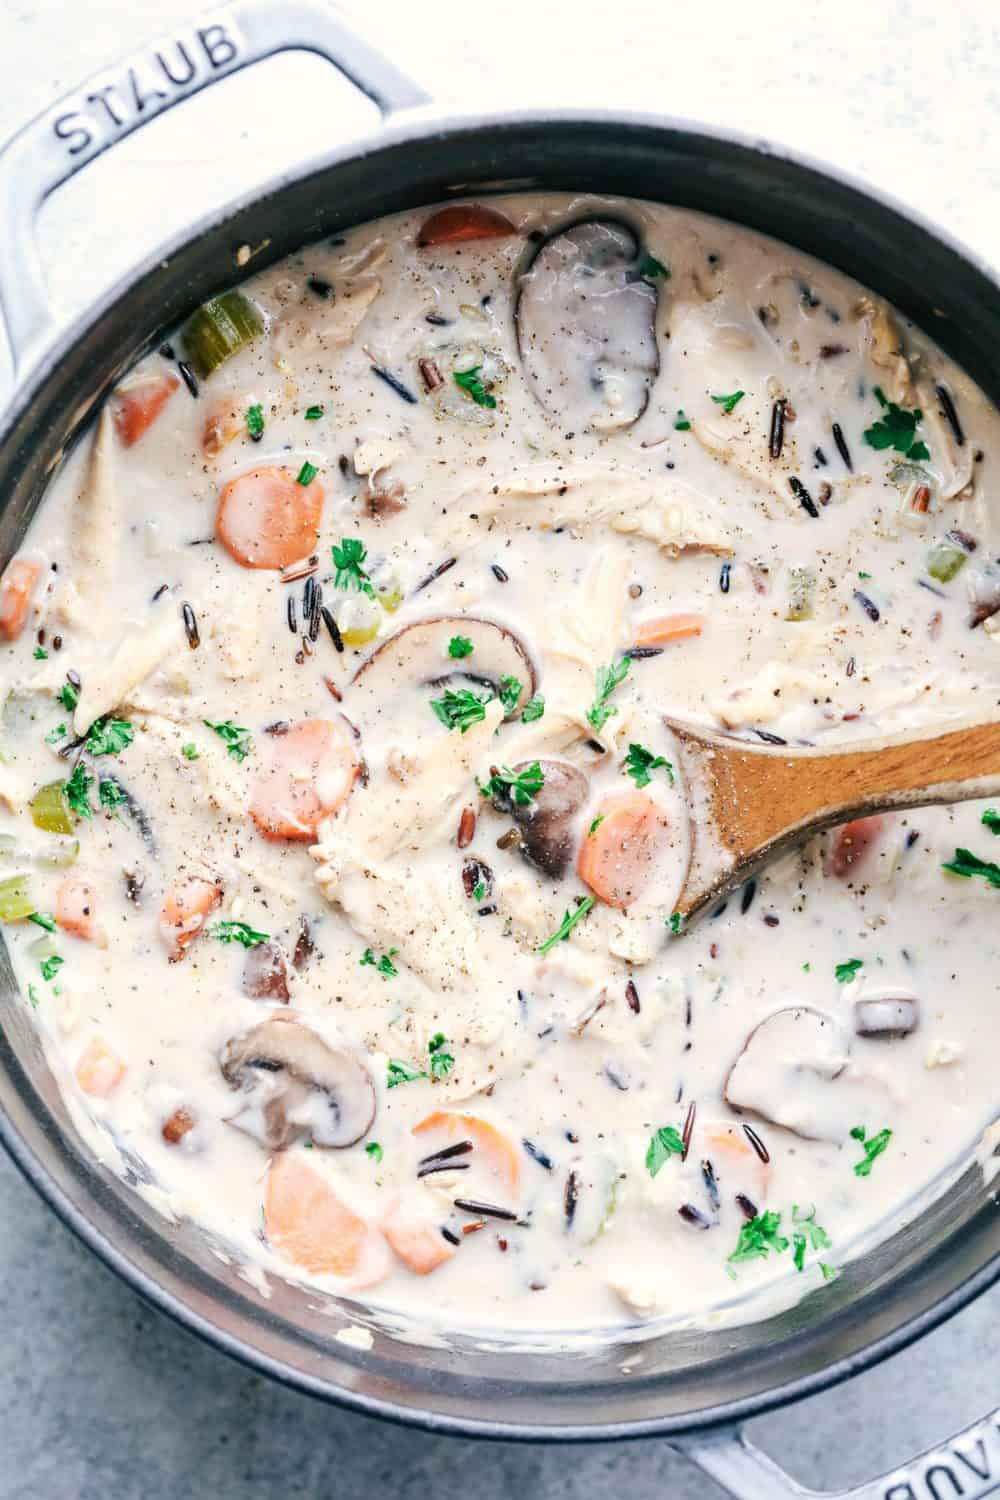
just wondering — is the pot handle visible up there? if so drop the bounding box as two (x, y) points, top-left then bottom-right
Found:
(672, 1407), (1000, 1499)
(0, 0), (429, 379)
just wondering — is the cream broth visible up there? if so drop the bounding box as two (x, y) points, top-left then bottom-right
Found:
(0, 192), (997, 1334)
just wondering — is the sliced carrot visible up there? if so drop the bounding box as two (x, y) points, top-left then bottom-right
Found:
(381, 1198), (456, 1275)
(577, 790), (671, 910)
(830, 815), (885, 879)
(110, 372), (179, 447)
(413, 1110), (521, 1201)
(0, 554), (42, 642)
(417, 204), (517, 247)
(216, 465), (325, 570)
(202, 396), (242, 457)
(158, 874), (222, 961)
(264, 1152), (390, 1285)
(55, 877), (103, 943)
(634, 611), (704, 648)
(250, 718), (359, 841)
(75, 1036), (126, 1098)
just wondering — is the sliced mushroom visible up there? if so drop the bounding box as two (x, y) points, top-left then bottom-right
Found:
(515, 219), (659, 433)
(241, 940), (291, 1002)
(491, 758), (589, 877)
(724, 1007), (862, 1142)
(220, 1016), (375, 1150)
(853, 989), (920, 1040)
(351, 615), (535, 719)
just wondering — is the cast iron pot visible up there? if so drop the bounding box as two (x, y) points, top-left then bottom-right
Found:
(0, 4), (997, 1495)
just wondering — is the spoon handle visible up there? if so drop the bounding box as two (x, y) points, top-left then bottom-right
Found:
(669, 716), (1000, 917)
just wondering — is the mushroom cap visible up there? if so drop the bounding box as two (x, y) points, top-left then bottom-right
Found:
(515, 218), (660, 433)
(350, 615), (535, 721)
(221, 1016), (375, 1150)
(853, 988), (920, 1040)
(501, 758), (589, 878)
(724, 1006), (859, 1143)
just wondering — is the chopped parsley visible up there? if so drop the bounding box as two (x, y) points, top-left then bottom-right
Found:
(57, 681), (79, 713)
(86, 717), (133, 756)
(63, 762), (93, 819)
(538, 896), (594, 956)
(98, 779), (126, 812)
(39, 954), (63, 982)
(304, 405), (325, 421)
(674, 410), (691, 431)
(210, 920), (269, 948)
(331, 537), (375, 598)
(727, 1209), (789, 1269)
(850, 1124), (893, 1177)
(453, 365), (496, 409)
(668, 911), (683, 935)
(245, 403), (264, 440)
(638, 253), (669, 279)
(711, 390), (745, 415)
(428, 1032), (454, 1079)
(181, 742), (200, 761)
(44, 724), (66, 746)
(448, 635), (474, 659)
(33, 646), (48, 660)
(645, 1125), (684, 1178)
(479, 761), (544, 808)
(586, 657), (630, 732)
(982, 809), (1000, 834)
(28, 911), (56, 933)
(473, 880), (486, 903)
(387, 1058), (426, 1088)
(623, 742), (674, 789)
(431, 687), (490, 734)
(588, 815), (604, 837)
(942, 846), (1000, 888)
(863, 387), (929, 462)
(498, 675), (522, 716)
(26, 983), (38, 1008)
(791, 1204), (832, 1272)
(521, 694), (545, 723)
(835, 958), (863, 983)
(296, 460), (319, 486)
(203, 719), (252, 762)
(365, 1141), (383, 1163)
(858, 571), (872, 581)
(360, 946), (399, 979)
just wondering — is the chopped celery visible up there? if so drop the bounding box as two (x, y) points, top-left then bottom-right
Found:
(0, 875), (35, 922)
(0, 833), (16, 859)
(785, 566), (817, 622)
(28, 933), (58, 961)
(30, 780), (74, 836)
(181, 290), (263, 378)
(35, 837), (79, 870)
(927, 541), (969, 584)
(336, 594), (382, 647)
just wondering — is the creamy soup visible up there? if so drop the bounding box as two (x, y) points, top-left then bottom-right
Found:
(0, 192), (997, 1334)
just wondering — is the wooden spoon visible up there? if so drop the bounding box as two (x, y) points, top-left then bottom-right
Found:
(668, 715), (1000, 921)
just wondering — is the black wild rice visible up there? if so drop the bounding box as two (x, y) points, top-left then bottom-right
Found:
(320, 606), (344, 652)
(523, 1140), (554, 1171)
(702, 1159), (720, 1213)
(306, 275), (333, 299)
(441, 1226), (461, 1246)
(418, 1140), (473, 1168)
(740, 878), (757, 915)
(371, 364), (417, 404)
(287, 596), (298, 634)
(491, 562), (509, 583)
(854, 589), (880, 622)
(768, 398), (786, 460)
(564, 1170), (579, 1228)
(624, 646), (664, 660)
(832, 422), (853, 471)
(625, 978), (640, 1014)
(753, 728), (787, 745)
(415, 556), (457, 593)
(678, 1203), (712, 1229)
(181, 602), (200, 649)
(742, 1123), (770, 1163)
(735, 1193), (759, 1221)
(177, 361), (199, 399)
(720, 562), (731, 594)
(453, 1199), (519, 1222)
(789, 476), (818, 518)
(936, 384), (965, 446)
(681, 1100), (696, 1161)
(418, 1160), (470, 1179)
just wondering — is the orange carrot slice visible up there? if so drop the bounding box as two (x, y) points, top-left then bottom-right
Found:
(264, 1153), (390, 1285)
(634, 611), (704, 648)
(250, 719), (359, 841)
(830, 815), (885, 878)
(75, 1036), (126, 1098)
(381, 1198), (456, 1275)
(158, 875), (222, 961)
(111, 372), (179, 447)
(413, 1110), (521, 1201)
(0, 554), (42, 642)
(216, 465), (325, 570)
(55, 877), (103, 943)
(577, 790), (671, 910)
(202, 396), (242, 457)
(417, 204), (517, 247)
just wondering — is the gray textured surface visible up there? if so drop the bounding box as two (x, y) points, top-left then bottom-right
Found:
(0, 1), (997, 1495)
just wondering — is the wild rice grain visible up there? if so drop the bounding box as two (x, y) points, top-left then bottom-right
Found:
(742, 1123), (770, 1163)
(177, 361), (199, 399)
(832, 422), (853, 471)
(182, 603), (200, 649)
(320, 607), (345, 652)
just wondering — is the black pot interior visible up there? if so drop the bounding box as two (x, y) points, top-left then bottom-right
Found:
(1, 118), (998, 1436)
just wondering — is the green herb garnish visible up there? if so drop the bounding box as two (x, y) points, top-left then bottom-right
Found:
(57, 682), (79, 713)
(942, 846), (1000, 888)
(982, 809), (1000, 834)
(498, 675), (522, 715)
(296, 460), (319, 486)
(728, 1210), (789, 1268)
(63, 762), (93, 820)
(588, 816), (604, 836)
(360, 946), (399, 979)
(365, 1141), (383, 1163)
(28, 911), (56, 933)
(623, 742), (674, 789)
(331, 537), (375, 598)
(538, 896), (594, 956)
(39, 954), (63, 982)
(387, 1058), (426, 1088)
(645, 1125), (684, 1178)
(473, 880), (486, 903)
(711, 390), (745, 415)
(669, 911), (683, 935)
(86, 717), (133, 756)
(245, 404), (264, 441)
(453, 365), (496, 409)
(791, 1204), (832, 1272)
(33, 646), (48, 660)
(835, 958), (863, 983)
(586, 657), (630, 733)
(428, 1032), (455, 1079)
(638, 253), (669, 279)
(204, 719), (252, 763)
(45, 724), (66, 746)
(479, 761), (544, 808)
(430, 687), (490, 734)
(521, 694), (545, 723)
(863, 387), (929, 462)
(448, 635), (474, 659)
(211, 920), (269, 948)
(674, 410), (691, 432)
(304, 405), (325, 421)
(850, 1124), (892, 1177)
(181, 743), (200, 761)
(98, 779), (126, 812)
